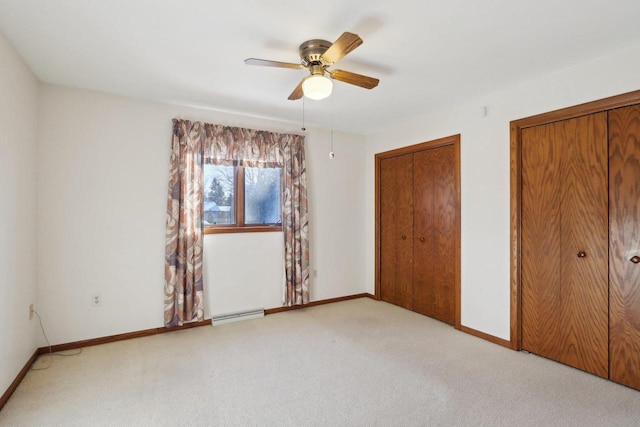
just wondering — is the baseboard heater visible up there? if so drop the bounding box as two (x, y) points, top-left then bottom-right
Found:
(211, 308), (264, 326)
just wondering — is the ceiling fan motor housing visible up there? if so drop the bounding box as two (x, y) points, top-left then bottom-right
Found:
(299, 39), (332, 66)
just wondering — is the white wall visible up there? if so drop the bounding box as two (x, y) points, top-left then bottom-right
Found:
(36, 85), (368, 345)
(0, 31), (39, 393)
(204, 233), (285, 315)
(365, 40), (640, 341)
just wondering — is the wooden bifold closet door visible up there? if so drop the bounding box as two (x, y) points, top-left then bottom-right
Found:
(377, 136), (459, 326)
(521, 113), (609, 378)
(609, 105), (640, 390)
(380, 154), (414, 310)
(412, 147), (456, 324)
(519, 102), (640, 389)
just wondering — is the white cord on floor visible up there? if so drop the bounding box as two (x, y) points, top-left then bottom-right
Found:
(31, 309), (82, 371)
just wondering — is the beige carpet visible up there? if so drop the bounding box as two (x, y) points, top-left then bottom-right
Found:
(1, 298), (639, 426)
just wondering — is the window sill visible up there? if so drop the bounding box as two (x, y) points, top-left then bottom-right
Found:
(204, 225), (283, 235)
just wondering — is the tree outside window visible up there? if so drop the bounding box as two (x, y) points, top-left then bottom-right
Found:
(204, 164), (282, 232)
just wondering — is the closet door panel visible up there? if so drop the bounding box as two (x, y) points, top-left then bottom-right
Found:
(521, 113), (608, 378)
(521, 123), (563, 358)
(609, 105), (640, 389)
(380, 154), (414, 309)
(411, 149), (435, 317)
(412, 146), (456, 325)
(558, 113), (608, 378)
(431, 145), (456, 325)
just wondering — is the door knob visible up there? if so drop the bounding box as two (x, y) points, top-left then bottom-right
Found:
(631, 255), (640, 264)
(401, 235), (406, 240)
(576, 251), (587, 258)
(419, 237), (426, 242)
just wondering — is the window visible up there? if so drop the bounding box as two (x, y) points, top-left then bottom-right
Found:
(203, 164), (282, 233)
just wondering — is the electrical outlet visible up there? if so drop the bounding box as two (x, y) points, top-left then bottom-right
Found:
(29, 304), (34, 320)
(313, 269), (319, 278)
(91, 294), (102, 307)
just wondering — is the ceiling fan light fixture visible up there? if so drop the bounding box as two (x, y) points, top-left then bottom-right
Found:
(245, 32), (378, 101)
(302, 75), (333, 100)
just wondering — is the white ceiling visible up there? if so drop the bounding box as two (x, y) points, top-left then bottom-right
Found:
(1, 0), (640, 135)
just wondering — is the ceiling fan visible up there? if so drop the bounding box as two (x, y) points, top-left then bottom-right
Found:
(244, 32), (379, 101)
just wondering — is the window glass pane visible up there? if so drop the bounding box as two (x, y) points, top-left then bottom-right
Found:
(244, 167), (282, 225)
(204, 165), (235, 225)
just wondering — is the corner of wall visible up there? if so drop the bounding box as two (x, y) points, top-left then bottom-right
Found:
(0, 29), (40, 397)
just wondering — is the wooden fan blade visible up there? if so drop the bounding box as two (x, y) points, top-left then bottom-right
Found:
(244, 58), (304, 69)
(321, 32), (363, 64)
(330, 69), (379, 89)
(288, 78), (305, 100)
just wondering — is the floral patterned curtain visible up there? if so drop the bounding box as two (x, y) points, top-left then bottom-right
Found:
(203, 125), (284, 167)
(164, 120), (309, 325)
(164, 120), (206, 327)
(281, 136), (310, 305)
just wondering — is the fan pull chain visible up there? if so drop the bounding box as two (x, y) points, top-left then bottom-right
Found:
(329, 92), (335, 159)
(301, 97), (306, 132)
